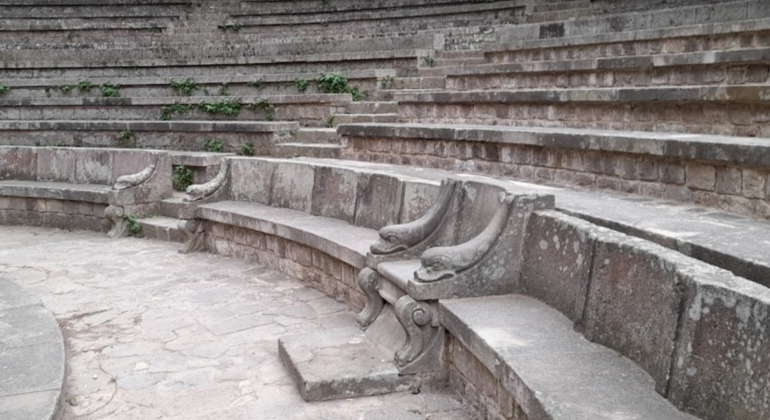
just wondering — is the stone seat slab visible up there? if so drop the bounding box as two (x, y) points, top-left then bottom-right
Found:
(440, 295), (697, 420)
(196, 200), (380, 269)
(278, 325), (415, 402)
(0, 180), (112, 204)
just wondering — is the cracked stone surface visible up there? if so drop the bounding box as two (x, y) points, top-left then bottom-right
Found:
(0, 226), (471, 420)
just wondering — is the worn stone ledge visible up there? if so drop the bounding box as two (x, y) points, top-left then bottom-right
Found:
(197, 201), (378, 269)
(338, 123), (770, 168)
(440, 295), (698, 420)
(0, 120), (297, 133)
(426, 47), (770, 78)
(394, 85), (770, 105)
(0, 48), (430, 70)
(168, 151), (232, 168)
(0, 94), (352, 107)
(0, 69), (394, 89)
(203, 220), (366, 312)
(236, 1), (524, 26)
(483, 17), (770, 55)
(0, 180), (112, 204)
(0, 278), (65, 420)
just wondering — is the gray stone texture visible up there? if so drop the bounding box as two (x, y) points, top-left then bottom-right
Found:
(581, 231), (686, 395)
(0, 225), (472, 420)
(0, 278), (64, 420)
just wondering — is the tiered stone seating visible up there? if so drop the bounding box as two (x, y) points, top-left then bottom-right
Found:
(3, 1), (770, 419)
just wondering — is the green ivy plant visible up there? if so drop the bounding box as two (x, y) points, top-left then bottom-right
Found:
(60, 85), (74, 94)
(0, 85), (10, 96)
(117, 130), (135, 147)
(77, 80), (94, 93)
(217, 22), (243, 32)
(203, 138), (224, 153)
(247, 98), (275, 121)
(239, 142), (254, 156)
(294, 78), (309, 93)
(423, 56), (436, 67)
(247, 80), (265, 89)
(100, 83), (120, 98)
(125, 216), (144, 238)
(173, 165), (195, 191)
(171, 77), (199, 96)
(325, 115), (335, 128)
(315, 73), (363, 101)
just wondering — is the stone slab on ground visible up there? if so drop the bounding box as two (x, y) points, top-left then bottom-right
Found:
(0, 278), (65, 420)
(279, 326), (419, 402)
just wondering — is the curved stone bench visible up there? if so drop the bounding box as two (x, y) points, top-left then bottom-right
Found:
(0, 278), (65, 420)
(0, 146), (172, 236)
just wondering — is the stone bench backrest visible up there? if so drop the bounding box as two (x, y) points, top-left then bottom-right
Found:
(520, 209), (770, 420)
(0, 146), (161, 185)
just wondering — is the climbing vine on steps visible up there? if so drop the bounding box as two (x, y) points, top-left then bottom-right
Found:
(159, 98), (275, 121)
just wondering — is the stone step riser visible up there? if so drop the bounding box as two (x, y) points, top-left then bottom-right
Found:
(331, 114), (399, 126)
(292, 129), (340, 144)
(389, 77), (447, 90)
(397, 100), (770, 138)
(0, 104), (347, 127)
(345, 102), (398, 114)
(272, 144), (342, 159)
(136, 218), (186, 243)
(0, 59), (419, 79)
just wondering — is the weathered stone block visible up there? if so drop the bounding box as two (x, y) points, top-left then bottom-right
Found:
(686, 163), (716, 191)
(36, 148), (77, 183)
(582, 232), (686, 394)
(272, 162), (315, 213)
(0, 147), (37, 181)
(75, 149), (112, 184)
(354, 173), (403, 231)
(521, 211), (598, 323)
(670, 264), (770, 420)
(230, 158), (275, 204)
(660, 162), (686, 185)
(742, 169), (767, 199)
(311, 166), (358, 224)
(716, 167), (742, 195)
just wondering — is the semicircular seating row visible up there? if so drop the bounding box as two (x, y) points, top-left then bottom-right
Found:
(2, 147), (765, 420)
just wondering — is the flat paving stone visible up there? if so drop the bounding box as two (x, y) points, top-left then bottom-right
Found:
(0, 225), (472, 420)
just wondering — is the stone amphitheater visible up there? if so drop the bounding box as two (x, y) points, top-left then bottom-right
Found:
(1, 0), (770, 419)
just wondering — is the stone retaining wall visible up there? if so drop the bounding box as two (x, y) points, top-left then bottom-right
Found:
(0, 196), (108, 232)
(204, 221), (365, 312)
(447, 337), (524, 420)
(342, 136), (770, 219)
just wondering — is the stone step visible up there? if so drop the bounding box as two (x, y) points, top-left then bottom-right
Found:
(278, 307), (444, 401)
(0, 95), (350, 126)
(389, 77), (446, 90)
(0, 48), (425, 79)
(136, 216), (185, 243)
(422, 57), (487, 69)
(272, 143), (343, 159)
(345, 101), (398, 114)
(0, 69), (391, 100)
(331, 113), (399, 126)
(0, 120), (298, 153)
(292, 127), (341, 144)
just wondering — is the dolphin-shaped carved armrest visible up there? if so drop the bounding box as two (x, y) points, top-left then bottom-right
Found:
(113, 164), (156, 190)
(370, 178), (458, 255)
(415, 191), (515, 283)
(184, 158), (231, 202)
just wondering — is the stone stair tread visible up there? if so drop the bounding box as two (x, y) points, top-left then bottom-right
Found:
(138, 215), (180, 229)
(439, 295), (697, 420)
(276, 143), (343, 148)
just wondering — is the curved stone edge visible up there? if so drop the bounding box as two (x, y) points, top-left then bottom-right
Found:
(0, 279), (65, 420)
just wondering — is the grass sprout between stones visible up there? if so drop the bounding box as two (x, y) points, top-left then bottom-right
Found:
(173, 166), (195, 191)
(171, 77), (199, 96)
(125, 216), (144, 238)
(203, 139), (224, 153)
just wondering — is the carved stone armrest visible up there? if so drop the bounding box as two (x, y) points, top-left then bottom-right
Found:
(184, 158), (230, 202)
(366, 178), (458, 267)
(113, 164), (156, 191)
(408, 192), (554, 300)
